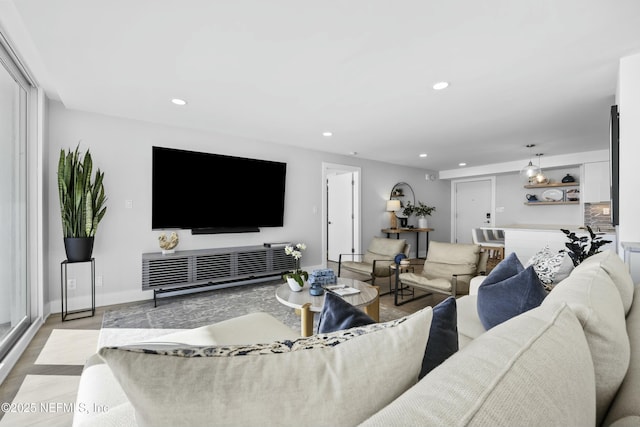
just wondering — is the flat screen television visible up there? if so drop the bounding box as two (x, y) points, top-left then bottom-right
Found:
(610, 105), (619, 226)
(152, 146), (287, 233)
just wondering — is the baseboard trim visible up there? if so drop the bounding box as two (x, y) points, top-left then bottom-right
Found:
(0, 317), (44, 385)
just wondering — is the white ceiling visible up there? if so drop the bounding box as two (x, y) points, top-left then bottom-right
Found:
(5, 0), (640, 170)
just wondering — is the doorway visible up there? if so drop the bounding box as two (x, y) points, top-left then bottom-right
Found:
(451, 177), (496, 244)
(322, 163), (361, 264)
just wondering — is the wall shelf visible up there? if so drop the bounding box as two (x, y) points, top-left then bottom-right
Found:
(524, 201), (580, 205)
(524, 182), (579, 189)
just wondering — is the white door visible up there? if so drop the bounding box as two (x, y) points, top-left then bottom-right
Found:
(453, 178), (494, 244)
(327, 173), (354, 262)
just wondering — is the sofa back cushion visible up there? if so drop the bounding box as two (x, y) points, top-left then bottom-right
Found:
(425, 241), (480, 265)
(99, 307), (432, 427)
(422, 242), (480, 289)
(542, 265), (630, 425)
(363, 237), (406, 263)
(603, 284), (640, 427)
(576, 250), (635, 315)
(360, 303), (596, 427)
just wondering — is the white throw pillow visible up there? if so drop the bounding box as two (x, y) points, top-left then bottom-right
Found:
(526, 246), (574, 288)
(99, 307), (433, 427)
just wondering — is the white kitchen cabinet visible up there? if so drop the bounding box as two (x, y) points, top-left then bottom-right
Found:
(583, 161), (610, 203)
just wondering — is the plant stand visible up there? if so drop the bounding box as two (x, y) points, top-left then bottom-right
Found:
(60, 258), (96, 321)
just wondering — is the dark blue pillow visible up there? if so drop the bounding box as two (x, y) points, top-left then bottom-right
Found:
(486, 252), (524, 283)
(477, 263), (547, 330)
(317, 292), (375, 334)
(419, 296), (458, 379)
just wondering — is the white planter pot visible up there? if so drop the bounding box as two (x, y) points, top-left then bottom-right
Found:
(418, 217), (428, 229)
(287, 277), (305, 292)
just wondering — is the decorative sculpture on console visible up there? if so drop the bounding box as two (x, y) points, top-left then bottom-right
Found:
(158, 232), (179, 254)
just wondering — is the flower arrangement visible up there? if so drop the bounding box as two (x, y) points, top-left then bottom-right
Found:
(283, 243), (308, 287)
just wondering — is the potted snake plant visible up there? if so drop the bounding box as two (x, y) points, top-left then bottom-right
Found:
(57, 145), (107, 262)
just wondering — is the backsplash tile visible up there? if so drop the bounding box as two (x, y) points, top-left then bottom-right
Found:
(584, 202), (614, 231)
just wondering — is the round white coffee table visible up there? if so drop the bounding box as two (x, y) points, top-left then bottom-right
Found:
(275, 277), (379, 337)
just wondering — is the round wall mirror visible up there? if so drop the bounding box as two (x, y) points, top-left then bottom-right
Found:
(390, 182), (415, 227)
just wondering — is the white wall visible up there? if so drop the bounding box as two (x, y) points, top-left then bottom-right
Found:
(45, 101), (450, 312)
(495, 166), (582, 226)
(618, 52), (640, 282)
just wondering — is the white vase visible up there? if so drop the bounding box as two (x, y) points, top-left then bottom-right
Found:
(418, 217), (428, 229)
(287, 277), (305, 292)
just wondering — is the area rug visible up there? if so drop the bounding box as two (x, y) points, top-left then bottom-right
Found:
(34, 329), (99, 365)
(102, 280), (409, 332)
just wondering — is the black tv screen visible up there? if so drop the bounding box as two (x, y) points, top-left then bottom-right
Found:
(152, 146), (287, 233)
(610, 105), (619, 226)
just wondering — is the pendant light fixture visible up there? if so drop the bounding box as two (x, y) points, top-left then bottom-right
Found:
(534, 153), (548, 184)
(520, 144), (542, 178)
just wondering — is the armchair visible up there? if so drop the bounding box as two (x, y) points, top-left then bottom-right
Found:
(338, 237), (409, 286)
(395, 241), (485, 305)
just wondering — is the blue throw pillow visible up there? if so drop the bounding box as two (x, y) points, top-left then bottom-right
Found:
(317, 292), (375, 334)
(419, 296), (458, 379)
(486, 252), (524, 283)
(477, 260), (547, 330)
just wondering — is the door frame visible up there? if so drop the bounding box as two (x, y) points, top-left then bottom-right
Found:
(450, 176), (496, 243)
(322, 162), (361, 267)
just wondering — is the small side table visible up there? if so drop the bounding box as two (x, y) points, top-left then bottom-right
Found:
(388, 263), (415, 299)
(60, 258), (96, 321)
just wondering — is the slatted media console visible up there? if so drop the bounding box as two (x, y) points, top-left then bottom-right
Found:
(142, 245), (296, 305)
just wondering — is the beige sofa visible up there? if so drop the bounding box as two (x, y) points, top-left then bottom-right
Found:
(74, 250), (639, 427)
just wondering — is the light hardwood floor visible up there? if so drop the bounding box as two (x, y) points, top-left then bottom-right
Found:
(0, 309), (103, 423)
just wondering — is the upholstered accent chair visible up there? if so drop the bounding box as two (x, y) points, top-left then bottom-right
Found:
(338, 237), (409, 286)
(395, 241), (484, 305)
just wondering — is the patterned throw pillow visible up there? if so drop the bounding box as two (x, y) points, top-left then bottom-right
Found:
(99, 307), (433, 427)
(527, 246), (574, 288)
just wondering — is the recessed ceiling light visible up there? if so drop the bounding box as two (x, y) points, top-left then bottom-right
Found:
(433, 81), (449, 90)
(322, 131), (333, 137)
(419, 153), (428, 158)
(459, 162), (467, 167)
(171, 98), (187, 106)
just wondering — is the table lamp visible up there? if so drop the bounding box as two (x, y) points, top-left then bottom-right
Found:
(386, 200), (401, 229)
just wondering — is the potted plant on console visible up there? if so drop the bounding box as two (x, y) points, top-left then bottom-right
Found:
(414, 202), (435, 228)
(57, 145), (107, 262)
(283, 243), (307, 292)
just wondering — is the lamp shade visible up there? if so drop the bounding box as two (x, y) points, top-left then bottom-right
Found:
(386, 200), (401, 212)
